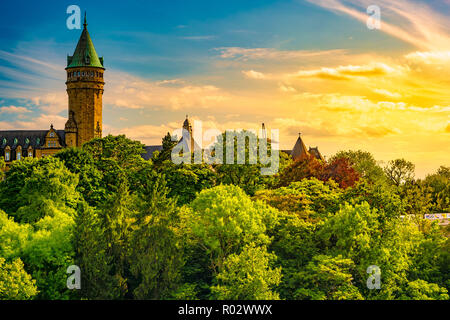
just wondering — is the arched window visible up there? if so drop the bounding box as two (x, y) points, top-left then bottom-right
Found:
(5, 151), (10, 161)
(16, 146), (22, 160)
(28, 149), (33, 158)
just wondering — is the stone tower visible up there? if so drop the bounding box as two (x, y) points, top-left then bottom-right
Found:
(182, 115), (194, 152)
(65, 13), (105, 147)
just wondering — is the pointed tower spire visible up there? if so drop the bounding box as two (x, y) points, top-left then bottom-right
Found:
(291, 132), (310, 161)
(66, 14), (104, 68)
(83, 11), (87, 29)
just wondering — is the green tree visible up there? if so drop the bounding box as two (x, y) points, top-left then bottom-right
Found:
(21, 210), (76, 300)
(330, 150), (386, 183)
(97, 179), (135, 298)
(384, 158), (415, 186)
(14, 158), (79, 223)
(0, 257), (38, 300)
(212, 130), (281, 195)
(73, 201), (120, 299)
(182, 185), (278, 273)
(254, 178), (342, 220)
(55, 147), (105, 206)
(211, 245), (281, 300)
(159, 162), (216, 205)
(129, 176), (184, 299)
(423, 166), (450, 212)
(400, 280), (448, 300)
(151, 132), (178, 166)
(0, 158), (5, 180)
(293, 255), (363, 300)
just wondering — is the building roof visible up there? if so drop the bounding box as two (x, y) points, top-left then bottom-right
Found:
(0, 130), (65, 150)
(291, 133), (310, 161)
(66, 13), (104, 69)
(309, 147), (324, 161)
(141, 145), (163, 160)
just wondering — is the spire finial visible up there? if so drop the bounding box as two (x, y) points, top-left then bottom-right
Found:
(83, 11), (87, 29)
(299, 132), (302, 137)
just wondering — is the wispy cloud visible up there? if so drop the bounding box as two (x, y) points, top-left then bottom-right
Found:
(0, 105), (31, 114)
(305, 0), (450, 50)
(216, 47), (346, 60)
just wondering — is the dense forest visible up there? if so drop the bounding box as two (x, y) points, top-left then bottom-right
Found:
(0, 132), (448, 300)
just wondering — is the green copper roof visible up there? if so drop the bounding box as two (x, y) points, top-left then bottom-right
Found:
(66, 14), (104, 69)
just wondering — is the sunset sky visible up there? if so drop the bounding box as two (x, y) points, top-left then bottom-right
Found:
(0, 0), (449, 177)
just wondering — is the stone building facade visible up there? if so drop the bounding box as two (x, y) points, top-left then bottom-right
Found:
(0, 16), (104, 167)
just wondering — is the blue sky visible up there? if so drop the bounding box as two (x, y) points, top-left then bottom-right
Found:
(0, 0), (449, 176)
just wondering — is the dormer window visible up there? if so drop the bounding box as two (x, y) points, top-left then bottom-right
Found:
(50, 132), (55, 137)
(17, 151), (21, 160)
(28, 150), (33, 158)
(5, 151), (10, 161)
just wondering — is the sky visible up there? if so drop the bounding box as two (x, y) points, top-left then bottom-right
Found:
(0, 0), (449, 177)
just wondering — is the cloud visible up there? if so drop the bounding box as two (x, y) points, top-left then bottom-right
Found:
(446, 123), (450, 133)
(373, 89), (402, 98)
(405, 51), (450, 64)
(0, 105), (31, 114)
(242, 70), (269, 79)
(305, 0), (450, 51)
(0, 114), (66, 130)
(216, 47), (346, 61)
(293, 63), (401, 80)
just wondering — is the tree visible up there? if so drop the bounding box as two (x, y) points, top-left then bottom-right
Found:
(254, 178), (342, 220)
(97, 179), (135, 298)
(82, 134), (146, 169)
(384, 158), (415, 186)
(329, 150), (386, 183)
(212, 130), (281, 195)
(320, 157), (360, 189)
(423, 166), (450, 213)
(55, 147), (105, 206)
(277, 155), (324, 188)
(129, 176), (184, 299)
(400, 280), (448, 300)
(182, 185), (278, 273)
(0, 210), (32, 259)
(158, 162), (216, 205)
(0, 158), (5, 180)
(151, 132), (178, 166)
(0, 257), (38, 300)
(211, 245), (281, 300)
(293, 255), (363, 300)
(20, 210), (76, 300)
(73, 201), (120, 299)
(13, 158), (79, 223)
(343, 178), (405, 222)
